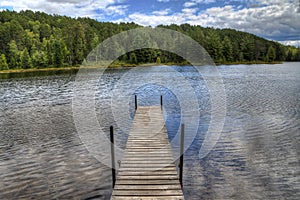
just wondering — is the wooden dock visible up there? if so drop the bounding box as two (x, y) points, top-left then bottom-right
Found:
(111, 106), (184, 200)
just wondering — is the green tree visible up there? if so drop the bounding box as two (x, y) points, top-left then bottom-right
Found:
(8, 20), (24, 46)
(156, 56), (161, 64)
(294, 47), (300, 61)
(71, 23), (86, 65)
(129, 52), (137, 64)
(40, 23), (51, 40)
(222, 36), (233, 62)
(20, 48), (32, 69)
(31, 50), (48, 68)
(8, 40), (20, 69)
(53, 39), (63, 67)
(205, 30), (223, 63)
(267, 46), (276, 62)
(121, 53), (128, 62)
(0, 54), (8, 70)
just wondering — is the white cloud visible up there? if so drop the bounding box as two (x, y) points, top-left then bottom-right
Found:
(0, 0), (128, 19)
(152, 9), (171, 16)
(192, 0), (216, 4)
(157, 0), (171, 2)
(121, 12), (186, 27)
(47, 0), (86, 4)
(182, 8), (198, 14)
(198, 3), (300, 41)
(279, 40), (300, 47)
(105, 5), (128, 16)
(183, 2), (197, 7)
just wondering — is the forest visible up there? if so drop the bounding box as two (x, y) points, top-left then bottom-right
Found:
(0, 10), (300, 70)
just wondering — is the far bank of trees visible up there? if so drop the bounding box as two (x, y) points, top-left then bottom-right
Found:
(0, 10), (299, 70)
(158, 24), (300, 64)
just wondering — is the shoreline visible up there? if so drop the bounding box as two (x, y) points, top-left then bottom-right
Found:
(0, 61), (289, 74)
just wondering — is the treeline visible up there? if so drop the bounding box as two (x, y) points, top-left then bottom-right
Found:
(0, 10), (139, 70)
(158, 24), (300, 64)
(0, 10), (299, 70)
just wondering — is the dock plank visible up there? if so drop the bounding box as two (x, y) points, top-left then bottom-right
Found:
(111, 106), (184, 200)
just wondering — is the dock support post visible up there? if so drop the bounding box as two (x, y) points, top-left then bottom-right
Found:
(179, 123), (184, 187)
(110, 126), (116, 188)
(135, 95), (137, 110)
(160, 95), (163, 110)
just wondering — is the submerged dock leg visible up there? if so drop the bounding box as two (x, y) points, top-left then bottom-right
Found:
(179, 123), (185, 187)
(110, 126), (116, 188)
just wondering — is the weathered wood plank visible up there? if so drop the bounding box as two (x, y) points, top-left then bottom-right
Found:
(118, 171), (178, 176)
(111, 196), (184, 200)
(112, 190), (184, 196)
(111, 106), (184, 200)
(114, 184), (181, 190)
(115, 180), (182, 185)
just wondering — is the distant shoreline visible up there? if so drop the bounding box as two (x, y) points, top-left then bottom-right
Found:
(0, 61), (288, 74)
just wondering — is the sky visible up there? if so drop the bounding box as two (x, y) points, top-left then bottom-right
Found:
(0, 0), (299, 46)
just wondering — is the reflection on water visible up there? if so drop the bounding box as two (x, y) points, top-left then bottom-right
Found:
(0, 63), (299, 199)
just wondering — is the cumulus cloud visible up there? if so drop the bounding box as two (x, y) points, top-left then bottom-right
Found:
(157, 0), (171, 2)
(279, 40), (300, 46)
(199, 2), (300, 41)
(123, 12), (185, 27)
(152, 9), (171, 16)
(183, 2), (197, 7)
(47, 0), (85, 4)
(182, 8), (198, 14)
(0, 0), (127, 19)
(192, 0), (216, 4)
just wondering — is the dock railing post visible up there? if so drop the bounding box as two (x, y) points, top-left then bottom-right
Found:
(110, 126), (116, 188)
(135, 95), (137, 110)
(179, 123), (184, 187)
(160, 95), (163, 110)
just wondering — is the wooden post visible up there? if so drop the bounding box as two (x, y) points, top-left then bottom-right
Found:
(179, 123), (184, 187)
(160, 95), (163, 110)
(110, 126), (116, 188)
(135, 95), (137, 110)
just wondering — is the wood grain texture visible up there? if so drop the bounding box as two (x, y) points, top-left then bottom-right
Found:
(111, 106), (184, 200)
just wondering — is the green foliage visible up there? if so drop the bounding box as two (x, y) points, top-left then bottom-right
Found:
(53, 39), (64, 67)
(129, 52), (138, 64)
(0, 10), (298, 71)
(32, 50), (48, 68)
(8, 40), (20, 69)
(267, 46), (276, 62)
(20, 48), (32, 69)
(0, 54), (8, 70)
(205, 30), (224, 63)
(222, 36), (233, 62)
(156, 56), (161, 64)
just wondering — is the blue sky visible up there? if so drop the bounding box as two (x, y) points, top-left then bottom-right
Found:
(0, 0), (299, 46)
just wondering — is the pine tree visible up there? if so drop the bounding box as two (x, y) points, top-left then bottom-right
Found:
(72, 23), (86, 65)
(20, 48), (32, 69)
(129, 52), (137, 64)
(206, 30), (223, 63)
(53, 39), (63, 67)
(32, 50), (48, 68)
(8, 40), (20, 69)
(0, 54), (9, 70)
(222, 36), (233, 62)
(267, 46), (276, 62)
(156, 56), (161, 64)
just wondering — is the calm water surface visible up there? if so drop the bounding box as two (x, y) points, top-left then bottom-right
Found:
(0, 63), (299, 199)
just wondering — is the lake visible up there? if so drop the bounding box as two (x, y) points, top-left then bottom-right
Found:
(0, 62), (299, 199)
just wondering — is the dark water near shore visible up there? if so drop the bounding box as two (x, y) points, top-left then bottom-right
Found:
(0, 63), (299, 199)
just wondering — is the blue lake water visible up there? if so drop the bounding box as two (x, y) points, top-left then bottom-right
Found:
(0, 62), (299, 199)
